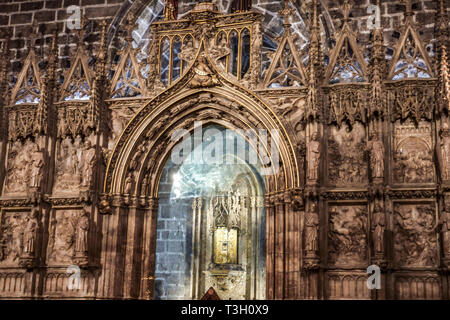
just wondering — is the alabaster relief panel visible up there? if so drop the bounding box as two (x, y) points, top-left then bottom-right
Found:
(328, 205), (368, 267)
(3, 139), (43, 196)
(327, 124), (368, 186)
(53, 134), (97, 194)
(53, 136), (82, 194)
(47, 209), (87, 265)
(0, 210), (30, 266)
(393, 121), (435, 184)
(394, 203), (438, 267)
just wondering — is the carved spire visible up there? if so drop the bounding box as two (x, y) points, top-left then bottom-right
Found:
(369, 0), (386, 118)
(404, 0), (414, 20)
(279, 0), (294, 32)
(0, 35), (10, 102)
(29, 19), (39, 51)
(437, 0), (450, 114)
(35, 28), (59, 136)
(0, 35), (10, 140)
(341, 0), (352, 22)
(306, 0), (322, 120)
(124, 13), (135, 46)
(97, 20), (108, 80)
(60, 16), (92, 101)
(110, 15), (146, 98)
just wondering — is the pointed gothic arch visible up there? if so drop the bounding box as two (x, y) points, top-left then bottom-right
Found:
(103, 42), (300, 198)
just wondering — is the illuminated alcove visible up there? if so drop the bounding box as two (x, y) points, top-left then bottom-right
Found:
(155, 124), (266, 300)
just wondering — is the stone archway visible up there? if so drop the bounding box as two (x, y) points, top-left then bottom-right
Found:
(101, 47), (302, 299)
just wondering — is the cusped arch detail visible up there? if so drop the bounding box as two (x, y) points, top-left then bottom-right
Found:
(103, 43), (300, 199)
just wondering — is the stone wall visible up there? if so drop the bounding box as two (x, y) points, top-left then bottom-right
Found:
(0, 0), (447, 85)
(154, 164), (192, 300)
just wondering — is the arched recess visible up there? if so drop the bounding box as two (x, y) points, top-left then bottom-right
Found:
(104, 44), (300, 197)
(101, 42), (301, 299)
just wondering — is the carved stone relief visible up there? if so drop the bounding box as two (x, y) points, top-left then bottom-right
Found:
(393, 121), (435, 184)
(328, 205), (368, 267)
(328, 124), (367, 186)
(0, 211), (27, 266)
(47, 210), (81, 265)
(53, 136), (82, 194)
(3, 139), (42, 196)
(394, 203), (437, 267)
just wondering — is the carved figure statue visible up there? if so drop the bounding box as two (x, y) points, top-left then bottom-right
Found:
(305, 203), (319, 252)
(368, 133), (384, 179)
(440, 123), (450, 180)
(30, 143), (44, 189)
(442, 201), (450, 256)
(22, 210), (39, 257)
(307, 132), (321, 181)
(372, 204), (385, 253)
(75, 210), (89, 254)
(81, 140), (96, 188)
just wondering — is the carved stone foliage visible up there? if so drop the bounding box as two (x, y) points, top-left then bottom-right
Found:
(394, 203), (437, 267)
(3, 139), (42, 195)
(327, 124), (367, 186)
(388, 84), (434, 124)
(0, 211), (27, 266)
(327, 87), (367, 127)
(47, 210), (82, 265)
(7, 107), (38, 141)
(393, 121), (435, 184)
(57, 104), (91, 139)
(328, 205), (368, 267)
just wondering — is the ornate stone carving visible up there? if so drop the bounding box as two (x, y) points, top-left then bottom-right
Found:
(393, 122), (434, 184)
(4, 139), (42, 195)
(328, 205), (368, 266)
(189, 55), (219, 88)
(328, 124), (367, 186)
(372, 202), (385, 256)
(394, 203), (437, 267)
(441, 195), (450, 261)
(440, 123), (450, 181)
(54, 136), (81, 194)
(0, 212), (26, 265)
(306, 132), (320, 183)
(19, 209), (39, 268)
(48, 210), (79, 265)
(73, 209), (89, 266)
(367, 132), (384, 181)
(80, 140), (96, 189)
(304, 203), (319, 255)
